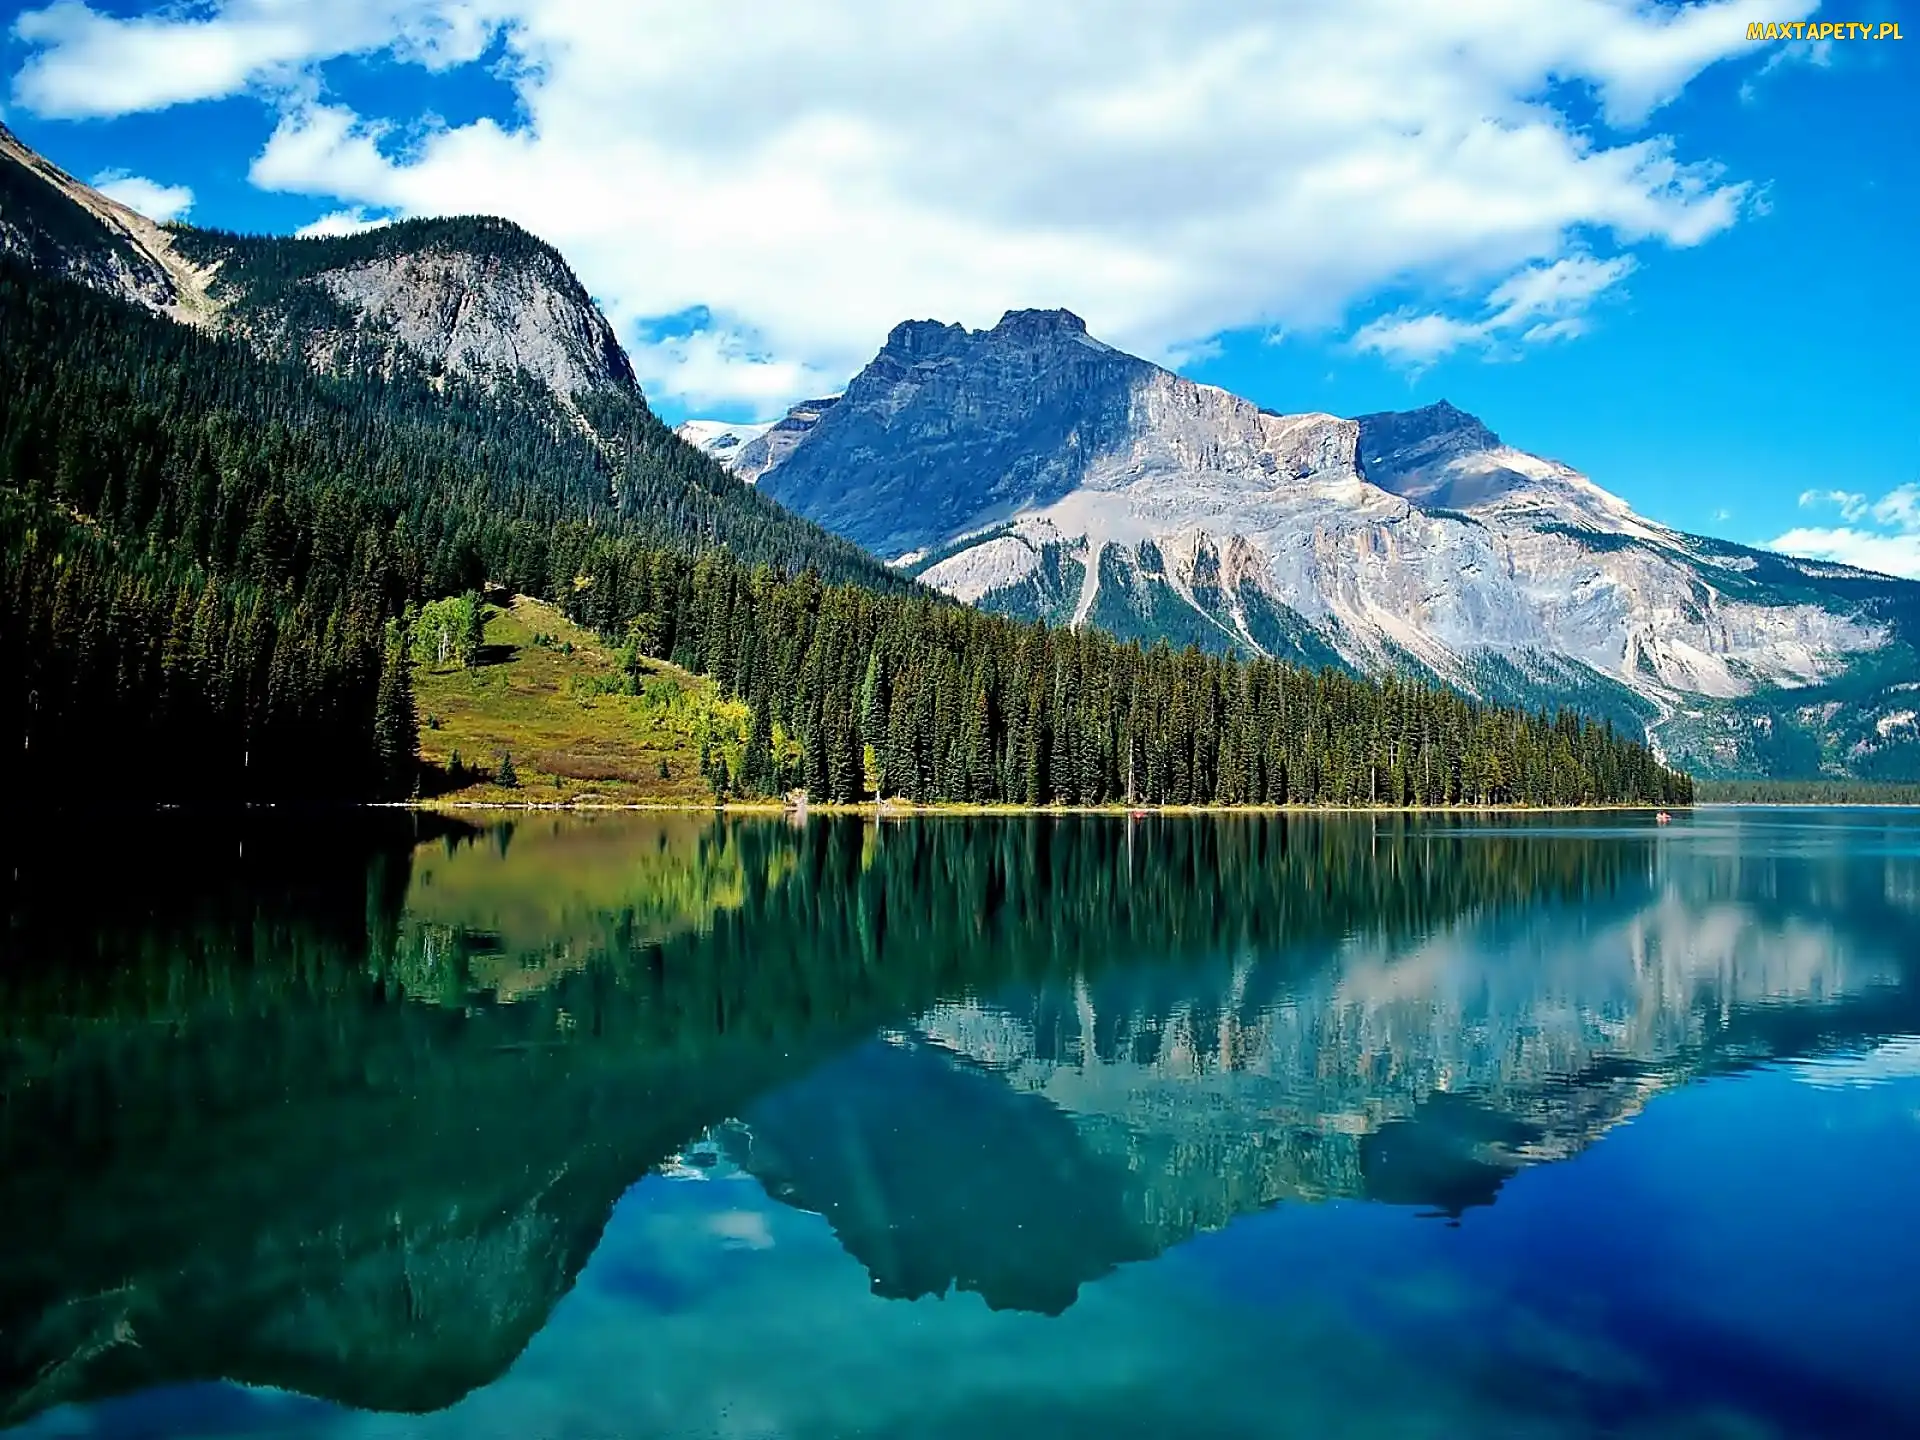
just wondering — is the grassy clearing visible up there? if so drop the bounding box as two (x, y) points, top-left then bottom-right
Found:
(413, 595), (739, 806)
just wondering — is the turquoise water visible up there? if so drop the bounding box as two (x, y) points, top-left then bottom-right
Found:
(3, 809), (1917, 1437)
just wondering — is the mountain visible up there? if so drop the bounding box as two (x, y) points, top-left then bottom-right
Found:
(0, 123), (627, 411)
(674, 417), (773, 466)
(0, 123), (909, 582)
(168, 218), (640, 408)
(0, 121), (207, 318)
(679, 396), (843, 485)
(0, 130), (1687, 813)
(685, 311), (1920, 779)
(0, 126), (946, 805)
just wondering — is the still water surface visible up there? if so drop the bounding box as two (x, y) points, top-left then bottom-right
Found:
(3, 809), (1918, 1437)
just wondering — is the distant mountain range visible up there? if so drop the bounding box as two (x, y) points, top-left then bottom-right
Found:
(683, 311), (1920, 780)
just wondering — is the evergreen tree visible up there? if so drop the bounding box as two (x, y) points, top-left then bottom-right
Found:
(373, 632), (418, 799)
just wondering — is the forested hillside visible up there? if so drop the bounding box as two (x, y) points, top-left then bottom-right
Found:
(0, 257), (1689, 809)
(0, 260), (906, 804)
(563, 544), (1692, 808)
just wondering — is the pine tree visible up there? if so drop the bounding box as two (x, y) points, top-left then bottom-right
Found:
(372, 631), (418, 798)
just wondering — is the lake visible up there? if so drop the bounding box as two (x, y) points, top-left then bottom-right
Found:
(3, 808), (1917, 1438)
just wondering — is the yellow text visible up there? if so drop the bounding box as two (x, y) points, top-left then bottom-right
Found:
(1748, 21), (1902, 40)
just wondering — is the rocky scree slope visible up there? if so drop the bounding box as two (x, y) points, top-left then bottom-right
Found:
(0, 122), (214, 320)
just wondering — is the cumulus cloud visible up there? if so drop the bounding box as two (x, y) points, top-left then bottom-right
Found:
(9, 0), (1813, 407)
(627, 327), (841, 414)
(1774, 485), (1920, 579)
(11, 0), (499, 118)
(1353, 253), (1637, 365)
(89, 167), (194, 221)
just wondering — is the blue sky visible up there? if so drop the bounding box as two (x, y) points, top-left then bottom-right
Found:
(1, 1), (1913, 568)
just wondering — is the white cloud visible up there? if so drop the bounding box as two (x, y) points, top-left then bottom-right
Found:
(627, 328), (839, 414)
(1769, 528), (1920, 580)
(89, 167), (194, 221)
(10, 0), (1815, 407)
(1354, 253), (1636, 365)
(295, 207), (392, 237)
(1870, 485), (1920, 532)
(1798, 488), (1869, 523)
(1740, 35), (1834, 103)
(1774, 485), (1920, 579)
(11, 0), (499, 118)
(1162, 336), (1225, 370)
(1486, 254), (1637, 327)
(1350, 312), (1488, 367)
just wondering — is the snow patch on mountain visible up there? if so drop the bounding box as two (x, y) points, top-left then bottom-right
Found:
(675, 418), (774, 468)
(717, 396), (842, 484)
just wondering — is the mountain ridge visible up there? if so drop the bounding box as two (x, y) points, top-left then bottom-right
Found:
(169, 217), (641, 404)
(0, 119), (1882, 785)
(0, 120), (216, 321)
(0, 125), (636, 414)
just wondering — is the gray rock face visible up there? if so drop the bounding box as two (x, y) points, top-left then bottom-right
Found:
(1356, 400), (1525, 506)
(687, 311), (1920, 768)
(304, 236), (638, 400)
(173, 217), (641, 407)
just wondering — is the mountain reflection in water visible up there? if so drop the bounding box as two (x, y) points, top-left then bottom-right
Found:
(2, 809), (1917, 1435)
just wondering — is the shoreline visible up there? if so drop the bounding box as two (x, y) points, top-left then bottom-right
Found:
(408, 799), (1689, 816)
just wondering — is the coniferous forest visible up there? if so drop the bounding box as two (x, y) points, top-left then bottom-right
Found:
(0, 258), (1692, 809)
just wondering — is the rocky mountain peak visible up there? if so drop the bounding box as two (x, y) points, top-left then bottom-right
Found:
(991, 307), (1090, 340)
(755, 308), (1156, 557)
(1351, 398), (1561, 511)
(699, 309), (1906, 739)
(1355, 399), (1501, 467)
(680, 394), (842, 485)
(171, 216), (639, 401)
(882, 317), (969, 360)
(0, 122), (214, 320)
